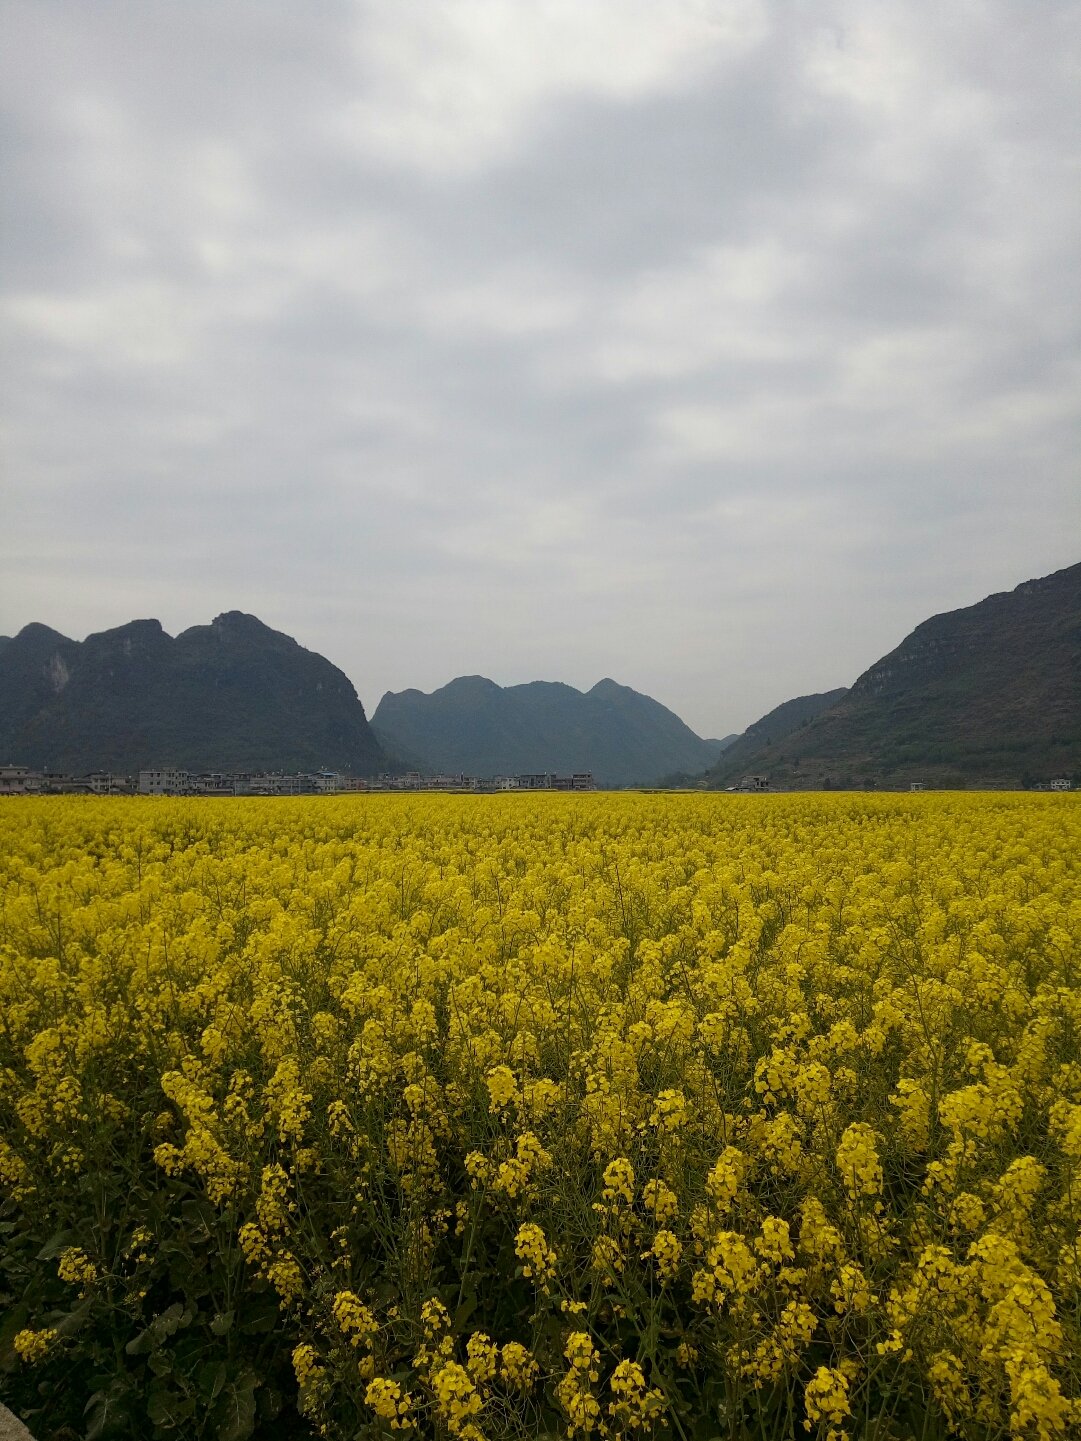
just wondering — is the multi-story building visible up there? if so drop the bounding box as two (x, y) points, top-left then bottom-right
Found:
(516, 773), (553, 790)
(138, 769), (191, 795)
(515, 772), (594, 791)
(552, 774), (594, 791)
(0, 765), (44, 795)
(88, 772), (132, 795)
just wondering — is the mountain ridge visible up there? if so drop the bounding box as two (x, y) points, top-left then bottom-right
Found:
(0, 612), (389, 775)
(371, 675), (725, 787)
(705, 689), (850, 783)
(708, 562), (1081, 789)
(5, 561), (1077, 788)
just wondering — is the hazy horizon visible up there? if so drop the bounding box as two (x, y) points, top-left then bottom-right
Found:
(4, 554), (1074, 741)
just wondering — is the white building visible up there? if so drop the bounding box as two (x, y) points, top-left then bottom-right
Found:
(138, 769), (190, 795)
(88, 772), (130, 795)
(0, 765), (44, 795)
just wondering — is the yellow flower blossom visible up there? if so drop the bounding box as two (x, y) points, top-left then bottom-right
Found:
(642, 1177), (678, 1223)
(804, 1365), (851, 1439)
(755, 1216), (795, 1266)
(500, 1340), (539, 1390)
(607, 1359), (666, 1432)
(642, 1228), (682, 1280)
(332, 1290), (377, 1346)
(13, 1328), (57, 1363)
(691, 1231), (759, 1309)
(431, 1360), (484, 1435)
(366, 1376), (414, 1429)
(291, 1342), (324, 1387)
(591, 1233), (626, 1276)
(57, 1247), (97, 1290)
(515, 1222), (557, 1285)
(465, 1331), (499, 1386)
(601, 1156), (635, 1206)
(740, 1298), (816, 1385)
(486, 1064), (519, 1112)
(557, 1333), (602, 1436)
(648, 1089), (687, 1133)
(835, 1122), (883, 1203)
(705, 1146), (747, 1212)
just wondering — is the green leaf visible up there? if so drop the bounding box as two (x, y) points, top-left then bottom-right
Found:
(148, 1349), (174, 1377)
(255, 1385), (283, 1421)
(213, 1368), (259, 1441)
(209, 1308), (235, 1336)
(239, 1294), (280, 1334)
(51, 1295), (93, 1338)
(147, 1382), (195, 1430)
(197, 1359), (228, 1402)
(84, 1380), (133, 1440)
(35, 1230), (75, 1260)
(126, 1301), (185, 1355)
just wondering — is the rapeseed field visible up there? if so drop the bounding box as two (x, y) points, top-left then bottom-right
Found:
(0, 793), (1078, 1441)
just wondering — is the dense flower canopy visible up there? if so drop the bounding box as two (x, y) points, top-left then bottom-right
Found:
(0, 792), (1079, 1439)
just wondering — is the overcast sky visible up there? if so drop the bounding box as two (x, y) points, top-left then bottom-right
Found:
(2, 1), (1079, 737)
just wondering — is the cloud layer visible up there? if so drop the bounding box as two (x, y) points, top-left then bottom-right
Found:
(3, 0), (1079, 736)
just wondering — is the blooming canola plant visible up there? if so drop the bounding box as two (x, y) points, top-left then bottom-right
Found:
(0, 792), (1079, 1439)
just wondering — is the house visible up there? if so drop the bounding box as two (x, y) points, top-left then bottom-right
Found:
(731, 775), (769, 793)
(87, 772), (132, 795)
(1050, 778), (1071, 792)
(188, 773), (236, 796)
(0, 765), (44, 795)
(138, 769), (191, 795)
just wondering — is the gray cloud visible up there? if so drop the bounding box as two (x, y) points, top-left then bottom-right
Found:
(2, 0), (1079, 738)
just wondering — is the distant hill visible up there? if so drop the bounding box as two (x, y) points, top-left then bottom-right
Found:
(707, 690), (849, 784)
(707, 734), (740, 753)
(708, 562), (1081, 789)
(371, 675), (723, 787)
(0, 612), (389, 775)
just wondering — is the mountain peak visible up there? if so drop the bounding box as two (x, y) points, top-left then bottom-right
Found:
(14, 622), (72, 647)
(372, 673), (718, 786)
(210, 611), (280, 638)
(443, 674), (499, 693)
(589, 677), (653, 707)
(84, 618), (167, 645)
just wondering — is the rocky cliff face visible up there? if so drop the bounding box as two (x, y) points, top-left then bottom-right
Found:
(709, 562), (1081, 789)
(851, 566), (1081, 703)
(0, 613), (389, 774)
